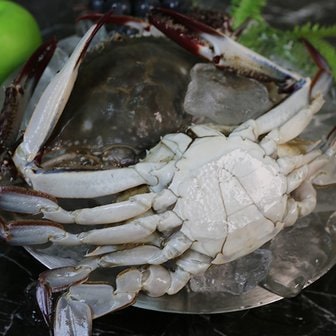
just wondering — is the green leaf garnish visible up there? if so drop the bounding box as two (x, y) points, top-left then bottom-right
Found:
(230, 0), (267, 28)
(230, 0), (336, 79)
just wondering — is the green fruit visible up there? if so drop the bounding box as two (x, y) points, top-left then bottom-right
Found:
(0, 0), (42, 84)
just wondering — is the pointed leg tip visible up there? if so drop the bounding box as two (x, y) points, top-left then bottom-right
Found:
(36, 281), (53, 326)
(39, 266), (92, 292)
(0, 217), (9, 241)
(300, 38), (332, 74)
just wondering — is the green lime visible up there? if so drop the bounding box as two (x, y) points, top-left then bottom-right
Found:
(0, 0), (42, 84)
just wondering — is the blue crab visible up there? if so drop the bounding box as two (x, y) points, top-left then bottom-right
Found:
(0, 8), (334, 336)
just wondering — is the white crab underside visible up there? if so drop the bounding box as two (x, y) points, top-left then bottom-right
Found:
(170, 135), (286, 262)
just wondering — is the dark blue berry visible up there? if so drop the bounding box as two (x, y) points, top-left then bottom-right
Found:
(88, 0), (106, 12)
(133, 0), (160, 17)
(161, 0), (191, 12)
(104, 0), (132, 14)
(88, 0), (131, 14)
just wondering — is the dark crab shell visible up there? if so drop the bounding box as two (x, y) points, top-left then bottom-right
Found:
(41, 36), (199, 170)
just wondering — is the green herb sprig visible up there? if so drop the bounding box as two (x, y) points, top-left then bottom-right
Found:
(231, 0), (267, 27)
(230, 0), (336, 79)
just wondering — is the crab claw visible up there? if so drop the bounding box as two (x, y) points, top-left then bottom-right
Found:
(149, 8), (300, 91)
(0, 39), (56, 152)
(0, 39), (56, 181)
(12, 12), (118, 169)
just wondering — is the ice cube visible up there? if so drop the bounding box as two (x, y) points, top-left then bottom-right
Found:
(184, 63), (274, 125)
(262, 212), (334, 297)
(189, 248), (272, 295)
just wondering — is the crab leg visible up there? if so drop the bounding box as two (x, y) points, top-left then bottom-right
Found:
(52, 264), (187, 335)
(36, 248), (211, 333)
(312, 126), (336, 187)
(0, 186), (179, 224)
(149, 8), (300, 89)
(15, 129), (189, 199)
(24, 163), (163, 198)
(258, 93), (325, 153)
(0, 210), (183, 246)
(233, 41), (332, 144)
(13, 13), (115, 173)
(302, 38), (334, 98)
(0, 186), (156, 224)
(38, 247), (209, 330)
(39, 250), (210, 310)
(38, 246), (209, 293)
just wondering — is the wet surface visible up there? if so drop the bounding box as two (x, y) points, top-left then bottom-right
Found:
(1, 242), (336, 335)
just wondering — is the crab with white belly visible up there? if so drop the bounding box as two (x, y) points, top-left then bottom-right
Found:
(0, 8), (335, 335)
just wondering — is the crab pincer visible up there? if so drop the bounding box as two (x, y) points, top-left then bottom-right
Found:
(149, 7), (302, 92)
(0, 39), (56, 180)
(13, 12), (118, 172)
(0, 39), (56, 152)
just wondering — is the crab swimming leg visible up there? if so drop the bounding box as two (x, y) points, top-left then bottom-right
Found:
(44, 266), (178, 335)
(38, 249), (211, 334)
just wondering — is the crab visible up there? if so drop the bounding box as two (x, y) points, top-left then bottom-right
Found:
(0, 8), (335, 335)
